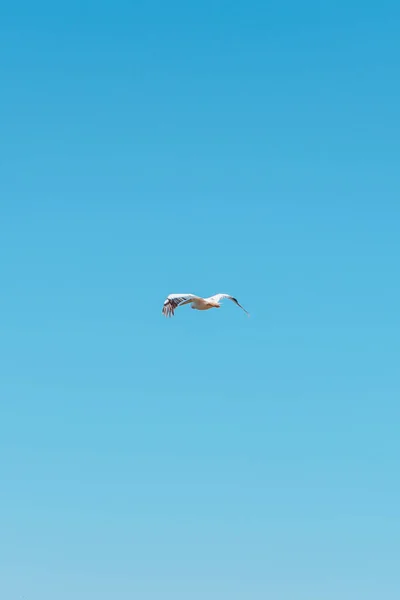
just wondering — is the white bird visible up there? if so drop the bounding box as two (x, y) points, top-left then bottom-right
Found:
(162, 293), (249, 318)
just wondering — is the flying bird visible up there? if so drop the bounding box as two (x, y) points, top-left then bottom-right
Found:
(162, 293), (249, 318)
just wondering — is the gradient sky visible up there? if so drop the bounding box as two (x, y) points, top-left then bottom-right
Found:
(1, 2), (399, 599)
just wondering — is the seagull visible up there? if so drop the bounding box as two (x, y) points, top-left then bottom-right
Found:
(162, 293), (249, 318)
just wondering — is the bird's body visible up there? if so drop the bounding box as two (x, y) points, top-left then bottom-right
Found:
(162, 293), (249, 318)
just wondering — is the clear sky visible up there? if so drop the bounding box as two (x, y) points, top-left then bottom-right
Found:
(1, 2), (399, 599)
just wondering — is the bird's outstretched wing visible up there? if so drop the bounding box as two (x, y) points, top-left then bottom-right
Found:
(162, 293), (200, 317)
(207, 293), (249, 315)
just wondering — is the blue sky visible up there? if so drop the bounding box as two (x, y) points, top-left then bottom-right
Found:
(1, 2), (399, 598)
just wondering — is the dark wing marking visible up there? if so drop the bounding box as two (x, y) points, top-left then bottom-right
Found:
(162, 294), (196, 317)
(209, 293), (249, 316)
(230, 297), (249, 315)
